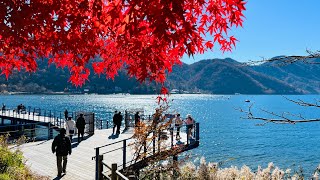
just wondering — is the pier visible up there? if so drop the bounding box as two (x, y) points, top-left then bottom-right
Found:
(2, 107), (200, 179)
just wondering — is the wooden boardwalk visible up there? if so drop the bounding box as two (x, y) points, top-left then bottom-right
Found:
(15, 128), (189, 180)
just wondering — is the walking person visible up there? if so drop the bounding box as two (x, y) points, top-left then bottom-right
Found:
(64, 109), (68, 120)
(65, 117), (76, 142)
(112, 111), (118, 134)
(174, 114), (183, 140)
(52, 128), (72, 177)
(116, 111), (123, 134)
(76, 113), (86, 142)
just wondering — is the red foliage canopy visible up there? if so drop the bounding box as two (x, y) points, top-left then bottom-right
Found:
(0, 0), (246, 87)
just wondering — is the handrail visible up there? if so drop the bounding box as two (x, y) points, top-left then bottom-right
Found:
(94, 122), (200, 180)
(95, 137), (132, 149)
(103, 162), (112, 170)
(101, 147), (123, 156)
(102, 172), (112, 180)
(116, 170), (129, 180)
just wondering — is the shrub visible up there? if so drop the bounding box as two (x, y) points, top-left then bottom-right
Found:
(0, 135), (49, 180)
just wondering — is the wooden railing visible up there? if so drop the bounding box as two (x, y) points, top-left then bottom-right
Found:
(93, 123), (200, 180)
(0, 106), (98, 140)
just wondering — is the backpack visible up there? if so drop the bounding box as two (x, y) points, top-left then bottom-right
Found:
(57, 135), (69, 155)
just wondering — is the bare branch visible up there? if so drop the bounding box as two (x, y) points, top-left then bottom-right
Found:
(282, 96), (320, 108)
(240, 103), (320, 125)
(244, 50), (320, 66)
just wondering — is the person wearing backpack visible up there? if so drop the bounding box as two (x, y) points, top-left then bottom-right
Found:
(76, 113), (86, 142)
(52, 128), (72, 177)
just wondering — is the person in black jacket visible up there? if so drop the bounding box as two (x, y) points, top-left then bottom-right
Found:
(134, 111), (140, 127)
(64, 109), (68, 120)
(112, 111), (118, 134)
(52, 128), (72, 177)
(116, 112), (122, 134)
(76, 114), (86, 142)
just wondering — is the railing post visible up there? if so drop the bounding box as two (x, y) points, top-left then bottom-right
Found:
(123, 140), (126, 169)
(186, 125), (189, 146)
(170, 127), (174, 148)
(106, 121), (109, 129)
(95, 148), (100, 180)
(48, 123), (53, 140)
(158, 130), (161, 152)
(173, 155), (178, 178)
(99, 155), (103, 180)
(21, 125), (24, 137)
(195, 123), (200, 141)
(60, 112), (62, 127)
(144, 140), (147, 156)
(111, 163), (117, 180)
(153, 130), (156, 154)
(31, 124), (36, 139)
(100, 120), (103, 129)
(47, 123), (50, 140)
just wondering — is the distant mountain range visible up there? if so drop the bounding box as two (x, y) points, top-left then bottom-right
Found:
(1, 57), (320, 94)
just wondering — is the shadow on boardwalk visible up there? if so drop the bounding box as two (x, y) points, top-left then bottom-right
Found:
(108, 134), (119, 139)
(52, 174), (65, 180)
(71, 135), (92, 149)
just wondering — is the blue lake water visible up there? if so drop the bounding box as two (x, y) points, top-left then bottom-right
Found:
(1, 94), (320, 175)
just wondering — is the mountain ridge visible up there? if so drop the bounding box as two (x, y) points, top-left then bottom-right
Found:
(0, 58), (319, 94)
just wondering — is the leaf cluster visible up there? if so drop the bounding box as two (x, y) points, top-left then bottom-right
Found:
(0, 0), (246, 89)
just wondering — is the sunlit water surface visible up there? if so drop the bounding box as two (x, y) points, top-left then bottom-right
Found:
(1, 94), (320, 175)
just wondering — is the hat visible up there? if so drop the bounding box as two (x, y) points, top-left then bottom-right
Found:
(186, 114), (192, 118)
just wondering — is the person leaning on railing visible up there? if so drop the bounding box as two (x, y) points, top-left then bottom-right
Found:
(185, 114), (195, 139)
(134, 111), (140, 127)
(174, 114), (183, 140)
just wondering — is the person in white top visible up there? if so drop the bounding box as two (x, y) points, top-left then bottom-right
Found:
(65, 117), (76, 142)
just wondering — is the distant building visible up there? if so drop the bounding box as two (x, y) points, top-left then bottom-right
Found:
(83, 88), (89, 93)
(170, 89), (179, 94)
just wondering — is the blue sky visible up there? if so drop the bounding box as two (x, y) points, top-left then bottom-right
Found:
(182, 0), (320, 64)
